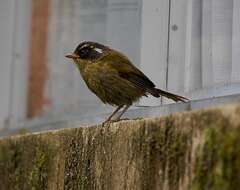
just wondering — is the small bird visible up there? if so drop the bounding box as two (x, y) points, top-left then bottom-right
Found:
(66, 41), (188, 124)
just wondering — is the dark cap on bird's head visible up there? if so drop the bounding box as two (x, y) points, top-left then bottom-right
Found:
(65, 41), (109, 61)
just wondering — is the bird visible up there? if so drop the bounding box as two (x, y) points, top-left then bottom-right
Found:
(66, 41), (188, 124)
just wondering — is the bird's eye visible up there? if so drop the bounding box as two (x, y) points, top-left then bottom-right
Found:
(78, 47), (91, 59)
(76, 46), (103, 60)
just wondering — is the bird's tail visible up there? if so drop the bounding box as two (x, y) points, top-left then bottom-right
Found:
(150, 88), (188, 102)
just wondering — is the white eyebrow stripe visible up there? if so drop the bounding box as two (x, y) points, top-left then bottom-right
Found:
(94, 47), (103, 54)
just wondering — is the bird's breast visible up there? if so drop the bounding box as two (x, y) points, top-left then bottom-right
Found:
(80, 65), (143, 106)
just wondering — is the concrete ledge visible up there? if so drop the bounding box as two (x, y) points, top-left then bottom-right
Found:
(0, 103), (240, 189)
(2, 93), (240, 137)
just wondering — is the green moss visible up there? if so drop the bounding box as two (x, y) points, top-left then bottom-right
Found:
(191, 126), (240, 190)
(63, 129), (93, 190)
(17, 128), (29, 135)
(28, 146), (49, 189)
(1, 104), (240, 190)
(132, 117), (192, 190)
(63, 126), (124, 190)
(0, 135), (54, 190)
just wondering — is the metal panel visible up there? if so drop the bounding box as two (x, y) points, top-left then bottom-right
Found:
(211, 0), (233, 84)
(9, 0), (31, 124)
(46, 0), (142, 115)
(168, 0), (239, 100)
(184, 0), (202, 92)
(232, 0), (240, 83)
(106, 0), (141, 65)
(46, 0), (107, 115)
(139, 0), (170, 106)
(201, 0), (214, 88)
(0, 0), (30, 129)
(167, 0), (188, 93)
(0, 1), (16, 127)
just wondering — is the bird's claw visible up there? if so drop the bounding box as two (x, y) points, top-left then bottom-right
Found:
(102, 119), (118, 127)
(102, 118), (130, 127)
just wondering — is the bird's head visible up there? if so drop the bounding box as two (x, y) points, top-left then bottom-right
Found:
(65, 41), (109, 65)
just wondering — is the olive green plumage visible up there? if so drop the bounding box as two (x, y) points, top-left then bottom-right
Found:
(75, 51), (147, 106)
(66, 41), (188, 123)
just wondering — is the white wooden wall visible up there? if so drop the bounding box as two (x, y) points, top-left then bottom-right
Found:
(140, 0), (170, 106)
(46, 0), (142, 115)
(140, 0), (240, 104)
(39, 0), (240, 114)
(0, 0), (30, 128)
(1, 0), (240, 128)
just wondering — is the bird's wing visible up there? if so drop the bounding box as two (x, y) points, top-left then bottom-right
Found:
(99, 51), (156, 90)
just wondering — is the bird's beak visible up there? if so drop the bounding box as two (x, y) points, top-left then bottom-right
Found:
(65, 53), (80, 59)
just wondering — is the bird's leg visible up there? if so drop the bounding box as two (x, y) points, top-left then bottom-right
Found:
(114, 104), (131, 121)
(103, 105), (123, 124)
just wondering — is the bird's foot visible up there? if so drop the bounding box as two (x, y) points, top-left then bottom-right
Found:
(102, 118), (130, 127)
(115, 118), (130, 122)
(102, 119), (117, 127)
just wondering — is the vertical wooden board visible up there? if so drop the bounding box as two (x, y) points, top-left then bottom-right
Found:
(49, 0), (81, 113)
(70, 0), (109, 114)
(231, 0), (240, 83)
(201, 0), (214, 88)
(139, 0), (170, 106)
(167, 0), (188, 93)
(211, 0), (233, 84)
(0, 0), (15, 127)
(47, 0), (80, 114)
(184, 0), (202, 93)
(46, 0), (109, 115)
(8, 0), (31, 123)
(106, 0), (141, 66)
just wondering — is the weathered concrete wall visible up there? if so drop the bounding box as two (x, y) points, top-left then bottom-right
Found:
(0, 104), (240, 190)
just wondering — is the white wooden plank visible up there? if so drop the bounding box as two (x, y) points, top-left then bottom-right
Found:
(70, 0), (110, 113)
(46, 0), (110, 115)
(8, 0), (31, 125)
(0, 0), (16, 127)
(211, 0), (233, 84)
(167, 0), (188, 93)
(201, 0), (214, 88)
(184, 0), (202, 92)
(47, 0), (81, 114)
(231, 0), (240, 83)
(139, 0), (170, 106)
(106, 0), (141, 65)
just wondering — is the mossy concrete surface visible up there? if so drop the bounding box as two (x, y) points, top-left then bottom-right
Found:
(1, 104), (240, 190)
